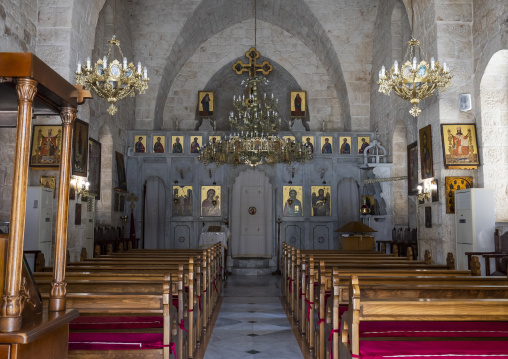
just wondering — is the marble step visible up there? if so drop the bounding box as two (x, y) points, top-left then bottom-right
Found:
(228, 258), (276, 276)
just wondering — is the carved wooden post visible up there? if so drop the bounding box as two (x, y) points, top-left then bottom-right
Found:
(0, 78), (38, 332)
(49, 107), (77, 312)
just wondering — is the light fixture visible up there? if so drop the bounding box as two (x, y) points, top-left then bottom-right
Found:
(377, 0), (452, 117)
(360, 199), (371, 215)
(75, 35), (149, 115)
(198, 0), (312, 167)
(71, 177), (90, 197)
(417, 180), (435, 202)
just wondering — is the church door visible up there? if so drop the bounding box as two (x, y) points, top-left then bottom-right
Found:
(144, 176), (166, 249)
(231, 169), (272, 258)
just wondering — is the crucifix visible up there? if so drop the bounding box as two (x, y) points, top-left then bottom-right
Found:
(127, 192), (138, 212)
(232, 47), (273, 77)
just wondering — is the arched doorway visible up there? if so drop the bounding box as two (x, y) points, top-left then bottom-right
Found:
(230, 169), (273, 258)
(143, 176), (166, 249)
(480, 50), (508, 222)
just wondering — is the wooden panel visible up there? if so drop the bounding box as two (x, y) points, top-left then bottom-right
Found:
(0, 235), (7, 298)
(0, 344), (10, 358)
(312, 224), (330, 250)
(284, 224), (302, 249)
(342, 235), (375, 250)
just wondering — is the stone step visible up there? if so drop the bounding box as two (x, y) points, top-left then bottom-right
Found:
(228, 258), (276, 275)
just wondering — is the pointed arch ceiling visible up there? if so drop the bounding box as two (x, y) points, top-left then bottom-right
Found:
(154, 0), (351, 130)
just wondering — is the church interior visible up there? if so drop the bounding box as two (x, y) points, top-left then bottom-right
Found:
(0, 0), (507, 358)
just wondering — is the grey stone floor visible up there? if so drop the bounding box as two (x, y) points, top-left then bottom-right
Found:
(203, 275), (303, 359)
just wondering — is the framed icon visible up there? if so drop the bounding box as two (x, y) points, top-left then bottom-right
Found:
(152, 135), (165, 153)
(190, 136), (202, 154)
(290, 91), (306, 118)
(419, 125), (433, 179)
(301, 136), (314, 154)
(283, 186), (303, 217)
(201, 186), (221, 216)
(88, 138), (101, 199)
(198, 91), (214, 117)
(72, 119), (89, 176)
(445, 176), (473, 214)
(30, 125), (62, 169)
(358, 136), (370, 154)
(339, 136), (352, 154)
(171, 136), (184, 153)
(407, 142), (418, 195)
(173, 186), (193, 217)
(208, 135), (221, 145)
(441, 123), (480, 169)
(134, 135), (146, 153)
(320, 136), (333, 154)
(311, 186), (331, 216)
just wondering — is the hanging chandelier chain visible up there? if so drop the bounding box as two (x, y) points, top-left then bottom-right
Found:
(377, 0), (452, 117)
(254, 0), (257, 49)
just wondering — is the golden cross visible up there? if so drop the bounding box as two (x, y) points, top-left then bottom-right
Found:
(127, 192), (138, 210)
(232, 47), (273, 76)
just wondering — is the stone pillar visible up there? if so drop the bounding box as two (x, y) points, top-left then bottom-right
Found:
(0, 78), (38, 332)
(49, 107), (77, 312)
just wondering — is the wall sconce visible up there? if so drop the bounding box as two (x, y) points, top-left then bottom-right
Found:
(70, 177), (90, 197)
(417, 180), (435, 202)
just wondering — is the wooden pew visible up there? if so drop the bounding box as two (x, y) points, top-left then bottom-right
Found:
(311, 252), (465, 359)
(338, 275), (508, 359)
(298, 251), (465, 359)
(36, 257), (205, 358)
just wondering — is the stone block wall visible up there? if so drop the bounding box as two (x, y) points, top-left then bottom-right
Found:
(0, 0), (37, 52)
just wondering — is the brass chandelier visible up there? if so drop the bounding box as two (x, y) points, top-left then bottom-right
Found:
(75, 35), (149, 115)
(377, 0), (452, 117)
(198, 71), (312, 167)
(198, 0), (312, 168)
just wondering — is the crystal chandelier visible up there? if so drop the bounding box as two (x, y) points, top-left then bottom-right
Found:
(75, 35), (149, 115)
(198, 0), (312, 168)
(377, 0), (452, 117)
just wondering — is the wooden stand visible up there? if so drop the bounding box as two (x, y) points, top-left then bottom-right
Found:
(0, 310), (78, 359)
(341, 235), (375, 251)
(0, 53), (91, 356)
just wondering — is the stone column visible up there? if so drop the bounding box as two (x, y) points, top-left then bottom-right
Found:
(0, 78), (38, 332)
(49, 107), (77, 312)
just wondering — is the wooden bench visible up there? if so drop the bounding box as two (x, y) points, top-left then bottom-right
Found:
(42, 272), (178, 359)
(283, 245), (461, 357)
(36, 259), (206, 358)
(338, 275), (508, 359)
(35, 245), (224, 359)
(312, 262), (470, 358)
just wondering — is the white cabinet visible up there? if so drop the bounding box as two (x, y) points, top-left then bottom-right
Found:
(455, 189), (495, 274)
(24, 186), (53, 266)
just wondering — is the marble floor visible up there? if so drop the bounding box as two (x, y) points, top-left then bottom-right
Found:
(202, 275), (304, 359)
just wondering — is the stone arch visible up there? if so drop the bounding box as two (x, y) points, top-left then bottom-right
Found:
(392, 119), (408, 226)
(154, 0), (350, 130)
(194, 57), (302, 131)
(479, 50), (508, 222)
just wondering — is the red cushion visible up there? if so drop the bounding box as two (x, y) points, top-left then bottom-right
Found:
(172, 298), (178, 309)
(355, 340), (508, 359)
(69, 333), (163, 351)
(70, 316), (163, 330)
(359, 321), (508, 338)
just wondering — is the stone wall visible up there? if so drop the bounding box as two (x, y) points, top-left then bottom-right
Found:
(0, 0), (37, 52)
(0, 0), (507, 265)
